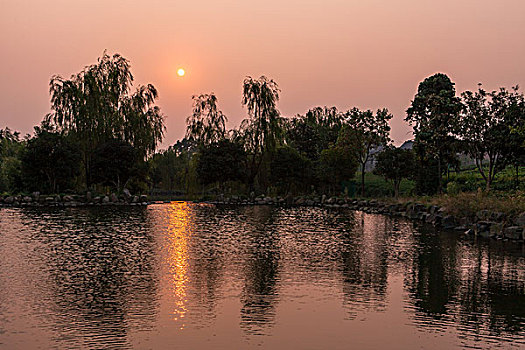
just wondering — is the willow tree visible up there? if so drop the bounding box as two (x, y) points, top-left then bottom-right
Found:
(46, 52), (165, 187)
(345, 107), (392, 196)
(240, 76), (282, 188)
(185, 93), (228, 146)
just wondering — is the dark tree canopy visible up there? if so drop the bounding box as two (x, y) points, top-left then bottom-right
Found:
(374, 147), (415, 198)
(345, 107), (393, 196)
(46, 52), (165, 187)
(196, 140), (247, 186)
(406, 73), (462, 193)
(186, 93), (228, 146)
(21, 126), (81, 193)
(91, 139), (140, 192)
(459, 85), (525, 191)
(318, 125), (359, 193)
(270, 146), (311, 194)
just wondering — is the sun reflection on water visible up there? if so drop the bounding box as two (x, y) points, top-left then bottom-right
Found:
(166, 202), (191, 328)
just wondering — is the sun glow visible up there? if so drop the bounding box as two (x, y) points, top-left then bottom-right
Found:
(177, 68), (185, 77)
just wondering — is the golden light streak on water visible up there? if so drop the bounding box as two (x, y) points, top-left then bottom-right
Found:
(166, 202), (191, 329)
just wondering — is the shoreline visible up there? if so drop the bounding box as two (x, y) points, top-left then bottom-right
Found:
(2, 194), (523, 243)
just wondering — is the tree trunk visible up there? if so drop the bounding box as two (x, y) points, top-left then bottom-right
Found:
(361, 163), (366, 197)
(394, 180), (400, 199)
(437, 157), (442, 194)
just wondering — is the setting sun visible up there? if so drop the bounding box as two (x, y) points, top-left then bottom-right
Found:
(177, 68), (185, 77)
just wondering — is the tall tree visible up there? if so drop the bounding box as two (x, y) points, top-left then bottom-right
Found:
(345, 108), (392, 196)
(186, 93), (228, 146)
(240, 76), (282, 189)
(46, 52), (165, 188)
(459, 85), (525, 191)
(406, 73), (462, 194)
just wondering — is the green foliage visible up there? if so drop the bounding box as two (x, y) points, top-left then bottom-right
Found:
(186, 93), (228, 146)
(239, 76), (283, 188)
(317, 125), (359, 193)
(91, 140), (142, 192)
(374, 147), (416, 198)
(0, 128), (24, 193)
(446, 181), (461, 195)
(46, 51), (165, 187)
(196, 140), (247, 186)
(21, 127), (81, 193)
(270, 146), (311, 194)
(345, 107), (393, 196)
(406, 73), (462, 193)
(458, 85), (525, 191)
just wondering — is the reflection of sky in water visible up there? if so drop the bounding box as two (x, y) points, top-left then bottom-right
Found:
(0, 204), (523, 349)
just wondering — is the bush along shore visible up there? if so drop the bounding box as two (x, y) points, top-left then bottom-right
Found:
(0, 191), (149, 207)
(206, 194), (525, 243)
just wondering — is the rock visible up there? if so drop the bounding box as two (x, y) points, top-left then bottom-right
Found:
(321, 194), (327, 204)
(490, 212), (505, 222)
(504, 226), (523, 240)
(63, 195), (74, 202)
(110, 193), (118, 203)
(4, 196), (14, 204)
(45, 196), (54, 202)
(442, 215), (456, 229)
(515, 212), (525, 226)
(102, 196), (110, 203)
(489, 222), (504, 237)
(476, 210), (492, 221)
(132, 196), (139, 203)
(475, 221), (493, 237)
(23, 196), (32, 203)
(32, 192), (40, 201)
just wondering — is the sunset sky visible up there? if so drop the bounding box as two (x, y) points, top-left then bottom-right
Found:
(2, 0), (525, 147)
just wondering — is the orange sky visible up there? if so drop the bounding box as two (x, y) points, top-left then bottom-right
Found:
(2, 0), (525, 147)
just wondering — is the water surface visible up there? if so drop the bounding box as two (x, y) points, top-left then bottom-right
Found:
(0, 203), (524, 349)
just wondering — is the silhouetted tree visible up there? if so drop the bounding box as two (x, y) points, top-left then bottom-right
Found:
(406, 73), (462, 193)
(46, 52), (165, 188)
(186, 93), (228, 146)
(270, 146), (311, 194)
(240, 76), (282, 189)
(91, 140), (141, 192)
(318, 125), (359, 194)
(374, 146), (415, 198)
(21, 125), (81, 193)
(459, 85), (524, 191)
(345, 108), (392, 196)
(196, 139), (247, 187)
(0, 128), (24, 192)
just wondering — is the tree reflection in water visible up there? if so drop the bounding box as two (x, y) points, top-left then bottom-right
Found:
(0, 204), (523, 349)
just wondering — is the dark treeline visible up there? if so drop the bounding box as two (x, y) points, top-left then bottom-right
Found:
(1, 53), (524, 198)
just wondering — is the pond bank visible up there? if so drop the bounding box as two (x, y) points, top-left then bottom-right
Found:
(207, 195), (525, 243)
(0, 192), (149, 207)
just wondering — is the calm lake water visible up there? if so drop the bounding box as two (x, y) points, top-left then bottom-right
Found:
(0, 202), (524, 349)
